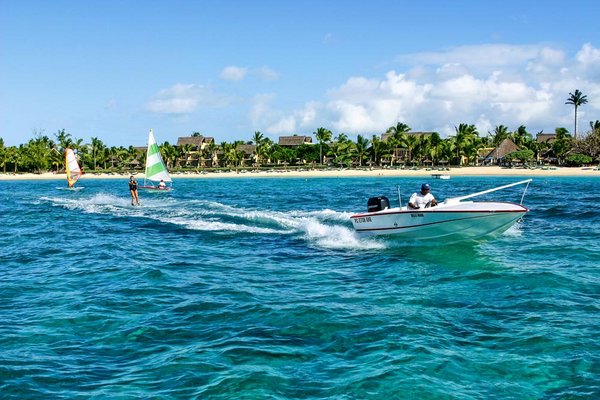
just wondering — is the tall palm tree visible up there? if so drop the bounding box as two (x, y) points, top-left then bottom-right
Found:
(314, 127), (332, 165)
(251, 131), (265, 165)
(354, 135), (370, 167)
(0, 138), (6, 173)
(429, 132), (442, 165)
(90, 137), (105, 170)
(404, 134), (419, 165)
(386, 122), (410, 165)
(161, 142), (178, 169)
(454, 123), (479, 165)
(8, 146), (22, 173)
(55, 129), (73, 152)
(566, 89), (588, 139)
(370, 135), (383, 166)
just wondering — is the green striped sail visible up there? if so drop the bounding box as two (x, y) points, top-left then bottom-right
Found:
(145, 129), (172, 183)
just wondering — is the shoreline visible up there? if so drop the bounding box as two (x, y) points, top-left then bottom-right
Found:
(1, 166), (600, 181)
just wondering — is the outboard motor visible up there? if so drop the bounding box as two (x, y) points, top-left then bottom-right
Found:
(367, 196), (390, 212)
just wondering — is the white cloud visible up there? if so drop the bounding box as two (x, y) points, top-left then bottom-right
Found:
(220, 65), (279, 82)
(146, 83), (229, 114)
(256, 66), (279, 81)
(576, 43), (600, 65)
(259, 43), (600, 138)
(220, 66), (248, 81)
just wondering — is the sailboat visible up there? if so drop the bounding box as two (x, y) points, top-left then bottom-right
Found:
(65, 147), (83, 189)
(139, 129), (172, 191)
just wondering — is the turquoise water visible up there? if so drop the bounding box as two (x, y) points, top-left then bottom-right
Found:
(1, 176), (599, 399)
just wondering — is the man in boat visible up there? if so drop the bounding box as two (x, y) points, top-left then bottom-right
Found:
(408, 183), (437, 209)
(158, 179), (166, 189)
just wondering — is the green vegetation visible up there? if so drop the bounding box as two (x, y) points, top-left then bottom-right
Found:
(505, 149), (535, 164)
(565, 153), (593, 166)
(1, 91), (598, 174)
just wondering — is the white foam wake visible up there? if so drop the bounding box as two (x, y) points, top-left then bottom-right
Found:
(40, 194), (385, 250)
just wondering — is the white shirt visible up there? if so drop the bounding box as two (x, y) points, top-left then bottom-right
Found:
(408, 191), (435, 209)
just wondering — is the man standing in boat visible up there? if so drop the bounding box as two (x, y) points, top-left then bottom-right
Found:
(408, 183), (437, 209)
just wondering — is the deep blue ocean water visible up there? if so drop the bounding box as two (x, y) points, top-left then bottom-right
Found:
(1, 175), (599, 399)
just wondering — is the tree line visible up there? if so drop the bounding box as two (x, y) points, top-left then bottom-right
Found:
(1, 90), (597, 173)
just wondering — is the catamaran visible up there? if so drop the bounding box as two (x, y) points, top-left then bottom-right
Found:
(65, 147), (83, 189)
(351, 179), (532, 243)
(139, 129), (172, 191)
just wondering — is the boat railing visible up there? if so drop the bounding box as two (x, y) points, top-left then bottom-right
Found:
(446, 179), (532, 204)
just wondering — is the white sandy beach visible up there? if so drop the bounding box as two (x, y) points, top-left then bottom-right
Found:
(1, 166), (599, 181)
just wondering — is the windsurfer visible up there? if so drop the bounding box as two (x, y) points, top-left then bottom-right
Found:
(408, 183), (437, 209)
(129, 176), (141, 206)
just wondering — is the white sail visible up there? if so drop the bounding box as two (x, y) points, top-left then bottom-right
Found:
(65, 148), (82, 187)
(144, 129), (172, 183)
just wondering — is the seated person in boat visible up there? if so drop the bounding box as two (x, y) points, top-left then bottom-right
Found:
(408, 183), (437, 209)
(158, 179), (166, 188)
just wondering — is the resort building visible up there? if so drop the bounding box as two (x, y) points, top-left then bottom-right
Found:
(175, 135), (216, 168)
(176, 135), (215, 151)
(380, 131), (435, 164)
(483, 138), (520, 165)
(536, 132), (557, 144)
(278, 135), (313, 147)
(236, 144), (257, 166)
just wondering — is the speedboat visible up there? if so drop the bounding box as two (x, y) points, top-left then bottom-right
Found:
(350, 179), (531, 242)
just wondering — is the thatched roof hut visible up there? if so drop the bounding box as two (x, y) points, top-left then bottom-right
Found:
(536, 133), (557, 143)
(278, 135), (312, 146)
(485, 138), (519, 163)
(176, 136), (214, 149)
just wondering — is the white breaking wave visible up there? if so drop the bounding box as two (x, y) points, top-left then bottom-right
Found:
(502, 223), (523, 237)
(40, 194), (385, 250)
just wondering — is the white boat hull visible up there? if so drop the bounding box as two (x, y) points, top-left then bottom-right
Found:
(351, 201), (528, 242)
(139, 185), (172, 192)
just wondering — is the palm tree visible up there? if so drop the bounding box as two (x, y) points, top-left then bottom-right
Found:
(429, 132), (442, 165)
(490, 125), (510, 147)
(511, 125), (532, 147)
(90, 137), (105, 170)
(314, 127), (332, 165)
(55, 129), (73, 152)
(552, 127), (572, 165)
(566, 89), (588, 139)
(206, 141), (218, 167)
(0, 138), (6, 173)
(370, 135), (385, 167)
(454, 123), (479, 165)
(354, 135), (370, 167)
(386, 122), (410, 165)
(161, 142), (178, 169)
(7, 146), (22, 173)
(251, 131), (265, 165)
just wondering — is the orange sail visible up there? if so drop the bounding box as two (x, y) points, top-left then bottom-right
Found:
(65, 148), (82, 187)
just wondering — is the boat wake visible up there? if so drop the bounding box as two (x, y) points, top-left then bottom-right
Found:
(40, 193), (385, 250)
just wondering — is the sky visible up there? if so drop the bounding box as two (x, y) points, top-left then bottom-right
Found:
(1, 0), (600, 147)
